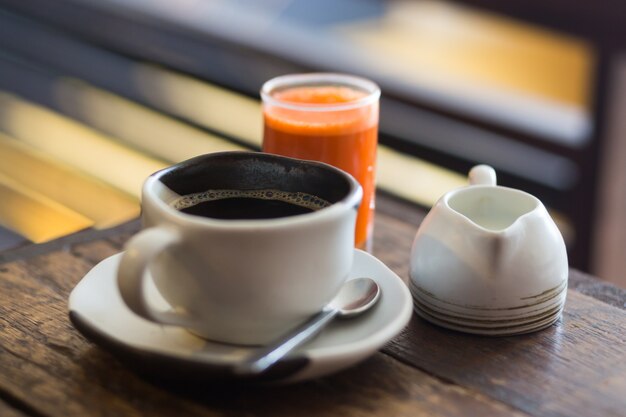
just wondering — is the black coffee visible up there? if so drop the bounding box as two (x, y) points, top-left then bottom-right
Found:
(170, 189), (331, 220)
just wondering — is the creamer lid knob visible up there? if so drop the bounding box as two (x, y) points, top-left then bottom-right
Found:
(469, 165), (497, 186)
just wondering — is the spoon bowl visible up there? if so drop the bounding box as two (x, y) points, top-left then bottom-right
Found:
(331, 277), (381, 317)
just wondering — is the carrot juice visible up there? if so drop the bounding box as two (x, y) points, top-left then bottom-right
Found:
(261, 74), (380, 250)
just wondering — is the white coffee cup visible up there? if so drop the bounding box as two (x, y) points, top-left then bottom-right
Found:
(117, 151), (362, 345)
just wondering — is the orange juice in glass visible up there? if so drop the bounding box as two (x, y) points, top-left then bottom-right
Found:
(261, 74), (380, 250)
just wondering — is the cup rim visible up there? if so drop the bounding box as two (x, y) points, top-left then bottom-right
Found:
(143, 151), (363, 230)
(261, 73), (380, 112)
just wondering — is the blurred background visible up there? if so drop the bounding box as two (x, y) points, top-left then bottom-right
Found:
(0, 0), (624, 287)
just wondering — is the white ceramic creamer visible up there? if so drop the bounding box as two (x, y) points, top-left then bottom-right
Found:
(409, 165), (568, 335)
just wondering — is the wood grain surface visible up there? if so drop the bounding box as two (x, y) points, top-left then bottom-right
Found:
(0, 239), (536, 417)
(374, 196), (626, 417)
(0, 398), (30, 417)
(384, 292), (626, 417)
(0, 193), (624, 417)
(568, 269), (626, 310)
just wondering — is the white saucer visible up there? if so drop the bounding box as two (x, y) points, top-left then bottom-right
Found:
(68, 249), (412, 383)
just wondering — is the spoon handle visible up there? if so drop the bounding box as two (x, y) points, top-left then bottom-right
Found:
(234, 308), (339, 376)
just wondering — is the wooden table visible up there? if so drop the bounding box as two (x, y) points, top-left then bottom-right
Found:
(0, 193), (625, 417)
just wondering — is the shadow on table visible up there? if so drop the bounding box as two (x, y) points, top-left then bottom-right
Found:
(75, 344), (412, 416)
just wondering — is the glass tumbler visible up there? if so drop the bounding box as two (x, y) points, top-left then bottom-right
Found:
(261, 73), (380, 250)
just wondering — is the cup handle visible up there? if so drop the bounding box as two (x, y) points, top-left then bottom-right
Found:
(116, 226), (197, 327)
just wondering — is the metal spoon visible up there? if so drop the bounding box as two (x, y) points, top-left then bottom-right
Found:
(234, 277), (381, 376)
